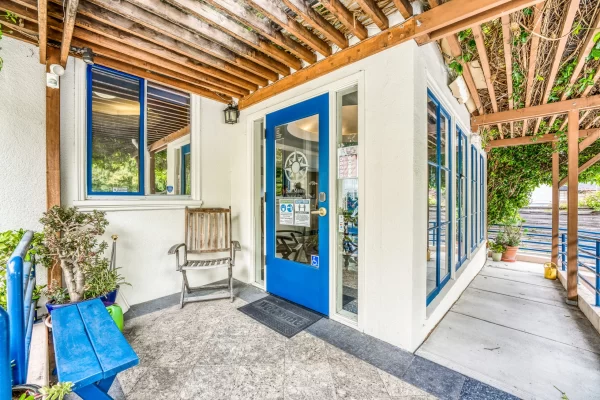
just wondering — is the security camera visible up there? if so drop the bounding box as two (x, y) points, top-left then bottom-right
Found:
(49, 64), (65, 76)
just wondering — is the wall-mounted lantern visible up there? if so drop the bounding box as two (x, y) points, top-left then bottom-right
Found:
(223, 103), (240, 124)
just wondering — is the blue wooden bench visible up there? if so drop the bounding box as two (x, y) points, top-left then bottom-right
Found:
(51, 299), (138, 399)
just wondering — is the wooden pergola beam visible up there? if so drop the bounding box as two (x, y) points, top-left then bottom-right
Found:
(579, 129), (600, 152)
(472, 24), (498, 113)
(551, 141), (559, 265)
(486, 128), (596, 149)
(525, 3), (543, 108)
(471, 95), (600, 129)
(559, 152), (600, 187)
(282, 0), (347, 49)
(501, 15), (513, 111)
(165, 0), (304, 69)
(83, 0), (272, 84)
(354, 0), (388, 31)
(38, 0), (47, 63)
(59, 0), (78, 66)
(566, 109), (578, 302)
(392, 0), (412, 19)
(319, 0), (368, 40)
(446, 35), (483, 114)
(148, 125), (190, 153)
(122, 0), (291, 76)
(236, 0), (331, 57)
(241, 0), (528, 109)
(202, 0), (316, 64)
(427, 0), (543, 41)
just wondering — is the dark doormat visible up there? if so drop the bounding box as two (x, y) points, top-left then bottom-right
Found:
(238, 295), (323, 338)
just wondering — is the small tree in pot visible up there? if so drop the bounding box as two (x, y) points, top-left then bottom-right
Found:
(38, 206), (109, 303)
(499, 222), (524, 263)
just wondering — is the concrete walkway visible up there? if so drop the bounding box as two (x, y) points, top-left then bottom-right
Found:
(417, 260), (600, 400)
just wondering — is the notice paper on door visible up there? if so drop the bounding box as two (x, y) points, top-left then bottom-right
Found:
(279, 199), (294, 225)
(294, 199), (311, 227)
(338, 146), (358, 179)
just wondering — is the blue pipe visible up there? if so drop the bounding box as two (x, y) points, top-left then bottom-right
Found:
(0, 308), (11, 399)
(8, 254), (26, 385)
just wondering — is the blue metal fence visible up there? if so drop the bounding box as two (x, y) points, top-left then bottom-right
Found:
(489, 225), (600, 306)
(0, 231), (36, 394)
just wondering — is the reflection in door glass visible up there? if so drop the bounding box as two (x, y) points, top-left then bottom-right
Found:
(274, 115), (319, 266)
(336, 86), (359, 320)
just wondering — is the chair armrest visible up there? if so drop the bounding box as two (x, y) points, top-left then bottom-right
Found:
(168, 243), (186, 255)
(231, 241), (241, 266)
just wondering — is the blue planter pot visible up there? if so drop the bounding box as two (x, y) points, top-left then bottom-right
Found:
(45, 287), (119, 314)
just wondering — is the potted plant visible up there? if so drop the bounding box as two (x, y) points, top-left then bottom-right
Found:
(499, 223), (523, 263)
(32, 284), (46, 321)
(38, 206), (129, 314)
(489, 239), (505, 262)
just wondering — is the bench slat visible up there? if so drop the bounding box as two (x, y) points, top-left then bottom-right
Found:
(78, 300), (139, 379)
(51, 303), (103, 389)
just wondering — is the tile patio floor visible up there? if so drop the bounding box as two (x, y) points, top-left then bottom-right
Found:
(90, 282), (518, 400)
(116, 296), (436, 400)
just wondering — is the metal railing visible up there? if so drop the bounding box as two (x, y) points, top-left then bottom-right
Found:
(489, 225), (600, 306)
(0, 231), (36, 393)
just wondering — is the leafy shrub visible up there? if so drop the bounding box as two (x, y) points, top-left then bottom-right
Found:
(580, 192), (600, 211)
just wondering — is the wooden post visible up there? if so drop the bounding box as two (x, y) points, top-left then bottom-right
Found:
(46, 46), (62, 287)
(551, 142), (559, 266)
(567, 109), (578, 303)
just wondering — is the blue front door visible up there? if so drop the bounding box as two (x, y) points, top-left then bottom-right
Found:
(266, 94), (330, 315)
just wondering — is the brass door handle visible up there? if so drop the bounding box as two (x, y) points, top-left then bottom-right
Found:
(311, 207), (327, 217)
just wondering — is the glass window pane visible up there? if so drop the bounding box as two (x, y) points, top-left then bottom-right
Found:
(427, 97), (438, 163)
(146, 82), (191, 195)
(274, 115), (319, 266)
(427, 228), (437, 296)
(440, 113), (448, 167)
(440, 169), (447, 222)
(428, 165), (438, 227)
(440, 223), (450, 282)
(336, 86), (359, 319)
(90, 67), (142, 193)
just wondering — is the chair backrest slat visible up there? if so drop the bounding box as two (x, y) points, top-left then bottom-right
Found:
(185, 207), (232, 253)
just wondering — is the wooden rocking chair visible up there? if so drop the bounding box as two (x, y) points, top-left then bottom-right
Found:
(168, 207), (241, 308)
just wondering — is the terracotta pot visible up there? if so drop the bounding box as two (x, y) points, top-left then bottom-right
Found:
(501, 246), (519, 262)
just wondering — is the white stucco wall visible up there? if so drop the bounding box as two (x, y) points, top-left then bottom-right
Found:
(0, 37), (47, 232)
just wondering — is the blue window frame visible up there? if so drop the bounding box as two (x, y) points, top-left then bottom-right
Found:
(87, 65), (145, 196)
(480, 154), (485, 243)
(456, 128), (468, 269)
(470, 145), (478, 252)
(426, 90), (452, 305)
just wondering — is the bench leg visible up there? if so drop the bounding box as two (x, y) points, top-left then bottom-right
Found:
(75, 376), (115, 400)
(228, 264), (233, 303)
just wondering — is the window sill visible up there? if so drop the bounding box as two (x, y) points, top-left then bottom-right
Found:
(73, 198), (203, 212)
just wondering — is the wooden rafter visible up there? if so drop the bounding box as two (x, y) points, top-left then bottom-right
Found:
(121, 0), (291, 76)
(559, 152), (600, 187)
(354, 0), (388, 31)
(524, 3), (543, 108)
(471, 95), (600, 129)
(59, 0), (78, 66)
(486, 128), (596, 149)
(241, 0), (520, 109)
(578, 129), (600, 151)
(38, 0), (47, 63)
(162, 0), (305, 69)
(427, 0), (544, 41)
(534, 0), (579, 135)
(501, 15), (513, 138)
(281, 0), (347, 49)
(201, 0), (316, 64)
(472, 24), (498, 113)
(319, 0), (368, 40)
(392, 0), (412, 20)
(447, 35), (483, 114)
(242, 0), (331, 57)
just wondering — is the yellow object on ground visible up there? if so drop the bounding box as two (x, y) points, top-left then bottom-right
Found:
(544, 262), (557, 280)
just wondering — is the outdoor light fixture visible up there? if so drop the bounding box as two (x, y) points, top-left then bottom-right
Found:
(223, 103), (240, 124)
(82, 47), (94, 65)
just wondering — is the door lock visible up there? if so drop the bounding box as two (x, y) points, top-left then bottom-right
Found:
(311, 207), (327, 217)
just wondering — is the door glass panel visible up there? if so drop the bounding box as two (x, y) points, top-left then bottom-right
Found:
(274, 115), (319, 266)
(336, 86), (359, 319)
(254, 119), (266, 285)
